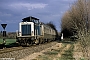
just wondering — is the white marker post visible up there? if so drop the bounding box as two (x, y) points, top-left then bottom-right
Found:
(61, 33), (63, 41)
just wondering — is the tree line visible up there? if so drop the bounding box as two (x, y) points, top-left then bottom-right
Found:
(61, 0), (90, 57)
(0, 31), (16, 39)
(61, 0), (90, 59)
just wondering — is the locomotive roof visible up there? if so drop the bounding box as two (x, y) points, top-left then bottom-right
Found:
(22, 16), (39, 22)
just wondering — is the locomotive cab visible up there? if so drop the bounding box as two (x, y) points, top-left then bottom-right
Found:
(18, 16), (40, 36)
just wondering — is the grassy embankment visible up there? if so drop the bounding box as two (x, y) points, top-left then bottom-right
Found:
(36, 40), (75, 60)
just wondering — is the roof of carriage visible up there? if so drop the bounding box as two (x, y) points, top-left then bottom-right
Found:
(22, 16), (39, 22)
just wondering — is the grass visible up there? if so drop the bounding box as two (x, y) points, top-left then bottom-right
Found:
(0, 39), (3, 44)
(43, 43), (67, 55)
(36, 37), (87, 60)
(37, 43), (67, 60)
(58, 43), (75, 60)
(43, 51), (58, 55)
(0, 39), (16, 45)
(38, 55), (50, 60)
(0, 39), (18, 48)
(35, 38), (76, 60)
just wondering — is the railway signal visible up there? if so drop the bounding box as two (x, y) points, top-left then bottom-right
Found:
(1, 24), (7, 30)
(1, 24), (7, 48)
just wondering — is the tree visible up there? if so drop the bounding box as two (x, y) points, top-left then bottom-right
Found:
(61, 0), (90, 59)
(61, 11), (73, 37)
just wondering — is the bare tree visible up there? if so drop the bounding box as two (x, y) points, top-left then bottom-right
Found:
(61, 0), (90, 59)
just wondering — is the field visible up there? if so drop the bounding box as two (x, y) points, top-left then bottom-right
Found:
(0, 39), (16, 45)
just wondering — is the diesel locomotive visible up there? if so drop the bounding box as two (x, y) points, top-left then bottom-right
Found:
(16, 16), (56, 46)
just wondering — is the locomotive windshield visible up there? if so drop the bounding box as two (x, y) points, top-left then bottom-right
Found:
(21, 24), (31, 36)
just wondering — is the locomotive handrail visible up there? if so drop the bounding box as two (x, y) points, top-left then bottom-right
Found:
(16, 30), (21, 36)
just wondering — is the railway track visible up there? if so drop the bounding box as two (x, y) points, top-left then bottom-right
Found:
(0, 41), (56, 54)
(0, 45), (40, 54)
(0, 46), (24, 54)
(0, 41), (58, 59)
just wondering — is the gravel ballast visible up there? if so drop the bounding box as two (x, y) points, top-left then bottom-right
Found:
(0, 41), (58, 60)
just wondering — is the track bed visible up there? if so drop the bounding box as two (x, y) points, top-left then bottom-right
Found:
(0, 41), (58, 60)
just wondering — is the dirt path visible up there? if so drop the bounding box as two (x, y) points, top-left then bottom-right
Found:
(20, 41), (75, 60)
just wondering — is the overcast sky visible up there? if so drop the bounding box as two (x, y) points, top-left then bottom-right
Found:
(0, 0), (76, 32)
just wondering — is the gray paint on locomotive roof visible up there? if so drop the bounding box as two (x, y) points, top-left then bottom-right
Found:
(22, 16), (39, 21)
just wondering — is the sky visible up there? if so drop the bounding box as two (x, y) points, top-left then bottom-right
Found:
(0, 0), (76, 32)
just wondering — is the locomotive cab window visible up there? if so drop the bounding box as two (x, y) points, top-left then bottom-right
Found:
(21, 24), (31, 36)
